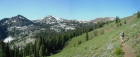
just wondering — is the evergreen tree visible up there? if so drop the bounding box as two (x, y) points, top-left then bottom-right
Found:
(124, 20), (126, 24)
(137, 10), (140, 18)
(36, 36), (42, 52)
(116, 16), (119, 23)
(120, 23), (122, 26)
(34, 41), (37, 57)
(29, 44), (34, 55)
(5, 44), (10, 57)
(39, 45), (45, 57)
(86, 29), (89, 41)
(0, 39), (5, 57)
(45, 48), (48, 55)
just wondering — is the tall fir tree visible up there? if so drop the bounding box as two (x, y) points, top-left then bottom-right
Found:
(86, 29), (89, 41)
(116, 16), (119, 23)
(137, 10), (140, 18)
(124, 20), (126, 24)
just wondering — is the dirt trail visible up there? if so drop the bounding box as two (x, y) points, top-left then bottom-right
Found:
(122, 43), (136, 57)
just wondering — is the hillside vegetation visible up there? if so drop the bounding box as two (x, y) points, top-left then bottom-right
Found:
(50, 14), (140, 57)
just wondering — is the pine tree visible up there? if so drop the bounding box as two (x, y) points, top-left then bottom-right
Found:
(97, 22), (100, 28)
(86, 29), (89, 41)
(45, 48), (48, 55)
(116, 16), (119, 23)
(0, 39), (5, 57)
(137, 10), (140, 18)
(39, 45), (45, 57)
(29, 44), (34, 55)
(93, 23), (97, 29)
(34, 42), (37, 57)
(5, 44), (10, 57)
(124, 20), (126, 24)
(120, 23), (122, 26)
(36, 36), (42, 52)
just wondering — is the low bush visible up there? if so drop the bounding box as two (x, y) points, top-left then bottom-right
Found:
(115, 47), (123, 55)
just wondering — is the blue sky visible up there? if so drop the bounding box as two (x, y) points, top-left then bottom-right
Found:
(0, 0), (140, 20)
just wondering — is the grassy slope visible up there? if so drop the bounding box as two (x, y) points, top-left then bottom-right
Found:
(50, 14), (140, 57)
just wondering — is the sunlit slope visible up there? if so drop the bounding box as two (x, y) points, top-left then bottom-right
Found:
(50, 14), (140, 57)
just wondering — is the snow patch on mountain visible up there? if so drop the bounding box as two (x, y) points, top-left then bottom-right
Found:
(33, 15), (65, 24)
(78, 20), (89, 23)
(4, 36), (14, 43)
(65, 27), (75, 30)
(50, 23), (75, 32)
(8, 26), (28, 31)
(52, 16), (63, 22)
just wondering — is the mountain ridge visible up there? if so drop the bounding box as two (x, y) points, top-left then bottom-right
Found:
(0, 14), (115, 48)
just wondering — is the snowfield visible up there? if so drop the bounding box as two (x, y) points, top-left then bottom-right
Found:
(4, 36), (14, 43)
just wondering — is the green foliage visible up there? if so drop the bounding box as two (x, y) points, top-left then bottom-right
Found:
(49, 14), (140, 57)
(137, 54), (140, 57)
(86, 29), (89, 41)
(0, 14), (124, 57)
(137, 10), (140, 18)
(116, 16), (119, 23)
(116, 21), (122, 27)
(20, 24), (95, 56)
(115, 47), (123, 55)
(0, 26), (7, 39)
(36, 36), (42, 52)
(119, 23), (122, 26)
(50, 20), (121, 57)
(78, 40), (82, 45)
(0, 40), (5, 57)
(107, 21), (108, 25)
(116, 23), (119, 27)
(39, 45), (45, 57)
(115, 16), (121, 26)
(101, 29), (104, 35)
(94, 21), (105, 29)
(94, 30), (98, 37)
(115, 16), (121, 27)
(45, 48), (48, 55)
(0, 39), (23, 57)
(124, 20), (126, 24)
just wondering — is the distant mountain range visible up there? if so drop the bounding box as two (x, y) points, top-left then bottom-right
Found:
(0, 14), (115, 44)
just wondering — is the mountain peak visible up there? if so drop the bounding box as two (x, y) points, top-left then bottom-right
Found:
(0, 14), (34, 27)
(15, 14), (27, 20)
(43, 15), (63, 22)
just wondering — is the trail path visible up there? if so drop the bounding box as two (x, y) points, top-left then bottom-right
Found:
(122, 43), (136, 57)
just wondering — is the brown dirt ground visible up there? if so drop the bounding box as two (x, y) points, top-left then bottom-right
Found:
(122, 43), (136, 57)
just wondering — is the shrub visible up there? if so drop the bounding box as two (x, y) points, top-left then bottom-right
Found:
(78, 40), (82, 45)
(101, 29), (104, 35)
(124, 20), (126, 24)
(94, 30), (97, 37)
(120, 23), (122, 26)
(117, 23), (119, 27)
(137, 54), (140, 57)
(115, 47), (123, 55)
